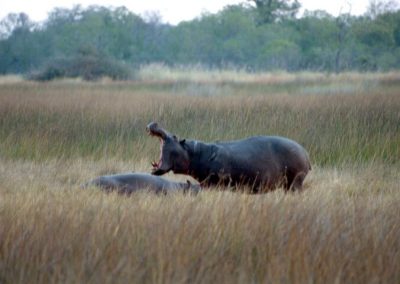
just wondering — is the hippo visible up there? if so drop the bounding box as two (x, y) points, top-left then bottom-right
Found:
(84, 172), (201, 195)
(146, 122), (311, 193)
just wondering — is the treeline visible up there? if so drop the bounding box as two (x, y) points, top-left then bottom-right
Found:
(1, 1), (400, 78)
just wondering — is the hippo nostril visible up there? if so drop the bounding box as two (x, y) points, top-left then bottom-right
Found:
(146, 121), (169, 140)
(147, 122), (157, 129)
(146, 122), (160, 136)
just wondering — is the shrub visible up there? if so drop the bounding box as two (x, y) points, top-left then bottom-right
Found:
(29, 54), (133, 81)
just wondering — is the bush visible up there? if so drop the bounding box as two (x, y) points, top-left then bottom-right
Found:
(29, 55), (133, 81)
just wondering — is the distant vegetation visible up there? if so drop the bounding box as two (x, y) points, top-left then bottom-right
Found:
(28, 52), (132, 81)
(1, 0), (400, 79)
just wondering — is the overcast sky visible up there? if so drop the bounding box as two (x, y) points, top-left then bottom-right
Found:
(1, 0), (372, 24)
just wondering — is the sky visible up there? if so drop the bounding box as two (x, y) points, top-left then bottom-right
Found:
(0, 0), (373, 25)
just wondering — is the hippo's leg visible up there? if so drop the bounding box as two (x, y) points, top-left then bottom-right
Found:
(283, 170), (295, 191)
(287, 172), (306, 192)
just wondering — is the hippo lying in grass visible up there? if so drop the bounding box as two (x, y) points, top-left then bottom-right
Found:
(147, 122), (311, 193)
(84, 173), (201, 195)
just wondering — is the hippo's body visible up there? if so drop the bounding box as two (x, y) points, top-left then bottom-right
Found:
(85, 172), (201, 195)
(183, 136), (311, 191)
(147, 122), (311, 193)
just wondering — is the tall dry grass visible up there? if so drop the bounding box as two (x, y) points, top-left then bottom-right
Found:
(0, 158), (399, 283)
(0, 77), (399, 164)
(0, 72), (399, 283)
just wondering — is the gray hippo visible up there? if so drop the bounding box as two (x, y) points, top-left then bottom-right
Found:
(146, 122), (311, 193)
(84, 172), (201, 195)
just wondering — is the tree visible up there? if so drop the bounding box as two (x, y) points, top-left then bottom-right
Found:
(366, 0), (399, 19)
(247, 0), (300, 24)
(0, 13), (42, 73)
(296, 11), (341, 71)
(0, 13), (34, 39)
(334, 13), (352, 73)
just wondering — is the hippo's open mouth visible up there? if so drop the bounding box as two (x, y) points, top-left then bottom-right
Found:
(147, 126), (168, 174)
(150, 138), (164, 171)
(146, 122), (173, 175)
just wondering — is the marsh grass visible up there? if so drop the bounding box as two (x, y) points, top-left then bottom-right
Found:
(0, 79), (399, 164)
(0, 158), (399, 284)
(0, 72), (399, 283)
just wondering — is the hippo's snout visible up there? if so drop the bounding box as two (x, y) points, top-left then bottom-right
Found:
(146, 122), (158, 135)
(147, 121), (170, 141)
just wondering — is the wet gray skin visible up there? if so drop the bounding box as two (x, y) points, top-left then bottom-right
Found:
(146, 122), (311, 193)
(84, 172), (201, 195)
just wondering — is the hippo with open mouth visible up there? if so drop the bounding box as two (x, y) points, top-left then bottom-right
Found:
(146, 122), (311, 193)
(84, 172), (201, 195)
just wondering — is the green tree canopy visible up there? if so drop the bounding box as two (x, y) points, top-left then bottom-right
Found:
(247, 0), (301, 24)
(1, 3), (400, 77)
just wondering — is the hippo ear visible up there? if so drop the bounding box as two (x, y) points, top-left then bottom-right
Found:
(180, 139), (190, 152)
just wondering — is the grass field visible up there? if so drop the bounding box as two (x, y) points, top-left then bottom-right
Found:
(0, 71), (399, 283)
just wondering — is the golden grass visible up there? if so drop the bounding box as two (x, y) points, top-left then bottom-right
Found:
(0, 158), (399, 283)
(0, 75), (24, 84)
(0, 72), (399, 283)
(137, 63), (400, 84)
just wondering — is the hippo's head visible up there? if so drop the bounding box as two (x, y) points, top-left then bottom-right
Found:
(146, 122), (190, 176)
(184, 180), (201, 194)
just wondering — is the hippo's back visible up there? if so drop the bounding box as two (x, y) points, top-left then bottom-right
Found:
(216, 135), (311, 189)
(90, 173), (171, 193)
(221, 136), (310, 167)
(265, 136), (311, 170)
